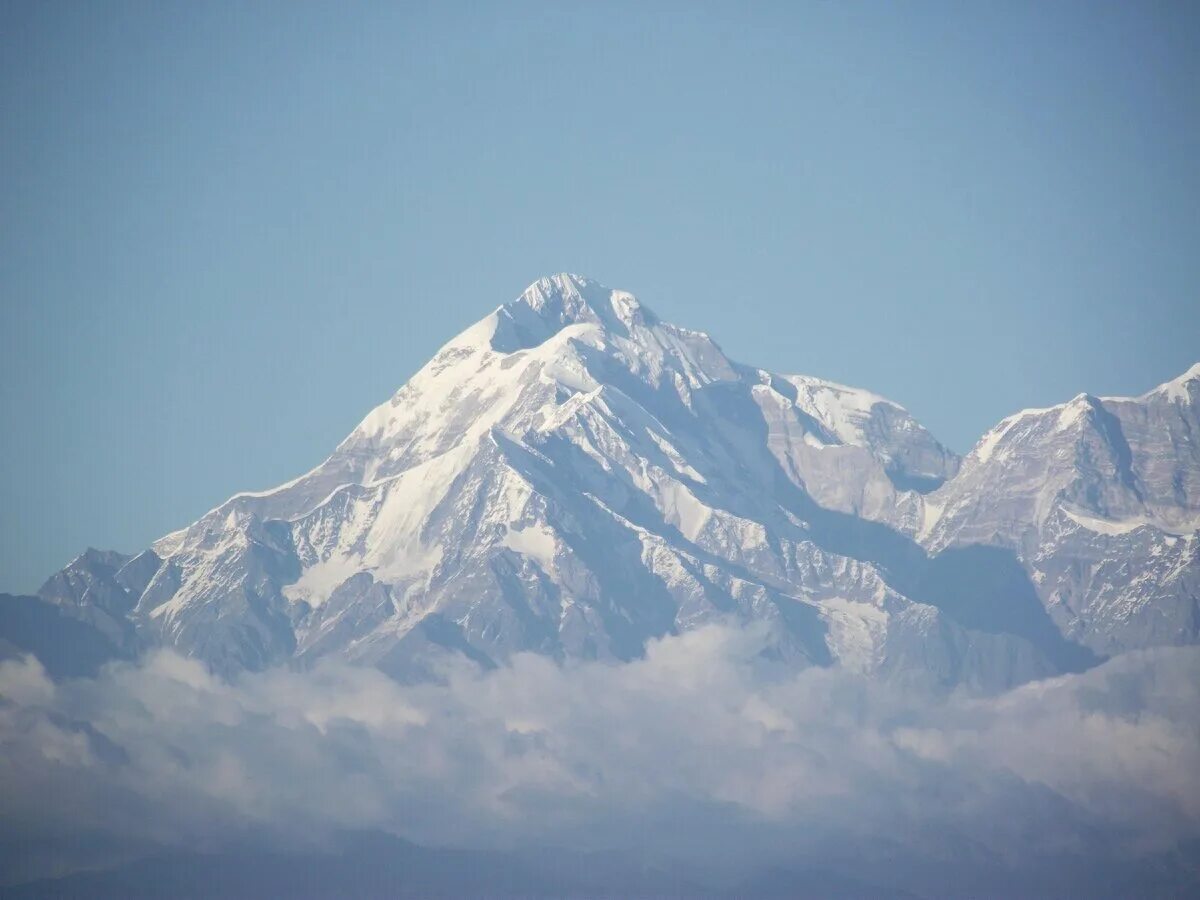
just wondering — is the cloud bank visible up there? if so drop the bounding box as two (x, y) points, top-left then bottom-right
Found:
(2, 624), (1198, 894)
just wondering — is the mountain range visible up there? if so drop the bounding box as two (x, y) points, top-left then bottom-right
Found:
(4, 274), (1197, 689)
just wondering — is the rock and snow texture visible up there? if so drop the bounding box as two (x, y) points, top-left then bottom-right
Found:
(9, 275), (1197, 687)
(921, 365), (1200, 657)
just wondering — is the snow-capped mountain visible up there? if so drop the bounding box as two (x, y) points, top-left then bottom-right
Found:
(921, 365), (1200, 656)
(9, 275), (1198, 687)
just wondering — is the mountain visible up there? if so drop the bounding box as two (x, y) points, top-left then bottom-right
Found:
(921, 365), (1200, 656)
(5, 275), (1196, 688)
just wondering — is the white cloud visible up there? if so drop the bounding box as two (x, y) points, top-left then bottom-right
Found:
(1, 625), (1198, 891)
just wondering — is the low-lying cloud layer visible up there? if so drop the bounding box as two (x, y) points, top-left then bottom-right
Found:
(2, 624), (1198, 894)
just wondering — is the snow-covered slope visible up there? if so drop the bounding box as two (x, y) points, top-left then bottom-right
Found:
(919, 365), (1200, 656)
(12, 275), (1197, 687)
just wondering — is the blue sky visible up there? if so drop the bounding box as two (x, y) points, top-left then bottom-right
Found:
(2, 1), (1198, 592)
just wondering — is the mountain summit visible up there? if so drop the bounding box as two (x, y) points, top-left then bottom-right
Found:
(8, 276), (1198, 686)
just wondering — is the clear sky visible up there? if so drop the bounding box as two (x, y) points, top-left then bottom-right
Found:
(2, 1), (1198, 593)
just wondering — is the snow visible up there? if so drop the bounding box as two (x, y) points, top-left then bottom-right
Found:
(103, 274), (1200, 682)
(1146, 362), (1200, 403)
(971, 424), (1009, 465)
(609, 289), (642, 325)
(283, 554), (365, 609)
(783, 374), (896, 446)
(918, 499), (944, 540)
(660, 482), (713, 542)
(969, 410), (1043, 463)
(819, 597), (888, 673)
(1082, 361), (1200, 404)
(645, 429), (706, 483)
(151, 265), (929, 648)
(1062, 508), (1200, 537)
(1056, 395), (1092, 430)
(968, 395), (1091, 464)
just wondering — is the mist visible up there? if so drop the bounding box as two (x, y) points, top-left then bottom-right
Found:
(2, 624), (1197, 896)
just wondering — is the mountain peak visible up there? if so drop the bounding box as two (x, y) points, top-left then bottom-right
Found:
(20, 273), (1197, 695)
(516, 273), (597, 308)
(1165, 360), (1200, 388)
(489, 274), (655, 353)
(1140, 361), (1200, 404)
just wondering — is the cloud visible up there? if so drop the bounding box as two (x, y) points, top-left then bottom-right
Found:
(1, 624), (1198, 891)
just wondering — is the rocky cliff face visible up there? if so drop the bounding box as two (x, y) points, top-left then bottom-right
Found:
(920, 366), (1200, 655)
(6, 275), (1195, 689)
